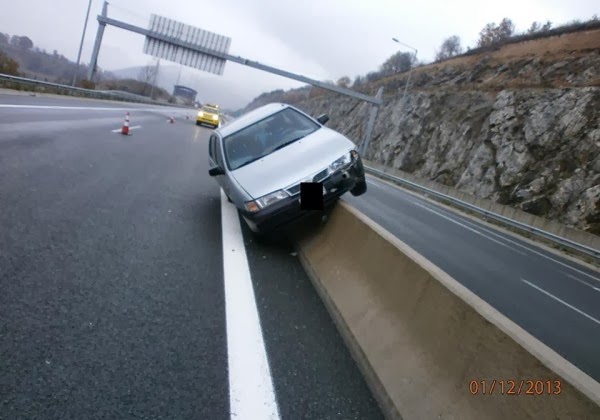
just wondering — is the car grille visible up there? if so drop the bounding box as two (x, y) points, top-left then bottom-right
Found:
(285, 168), (330, 196)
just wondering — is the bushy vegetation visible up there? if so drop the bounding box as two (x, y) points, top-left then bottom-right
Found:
(0, 50), (19, 75)
(0, 32), (117, 86)
(0, 31), (178, 103)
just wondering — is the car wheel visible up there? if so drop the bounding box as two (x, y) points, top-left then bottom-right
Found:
(350, 179), (367, 196)
(196, 121), (200, 126)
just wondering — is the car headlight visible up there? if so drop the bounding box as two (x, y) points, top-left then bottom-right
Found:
(329, 152), (353, 172)
(212, 114), (219, 120)
(198, 111), (204, 117)
(244, 190), (289, 212)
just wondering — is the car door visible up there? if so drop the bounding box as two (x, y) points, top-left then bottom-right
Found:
(209, 133), (236, 200)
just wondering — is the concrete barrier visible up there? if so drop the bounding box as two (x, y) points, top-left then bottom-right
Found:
(363, 159), (600, 252)
(296, 202), (600, 419)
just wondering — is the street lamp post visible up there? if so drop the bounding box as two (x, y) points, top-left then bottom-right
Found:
(72, 0), (93, 86)
(392, 38), (418, 103)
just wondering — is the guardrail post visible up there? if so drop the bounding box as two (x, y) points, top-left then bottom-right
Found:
(88, 1), (108, 82)
(360, 87), (383, 157)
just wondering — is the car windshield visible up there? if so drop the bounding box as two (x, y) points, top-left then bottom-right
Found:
(223, 107), (320, 171)
(202, 106), (219, 114)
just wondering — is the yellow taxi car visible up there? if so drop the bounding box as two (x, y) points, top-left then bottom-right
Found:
(196, 104), (221, 128)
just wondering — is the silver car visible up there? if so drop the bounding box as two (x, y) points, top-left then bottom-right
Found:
(208, 102), (367, 234)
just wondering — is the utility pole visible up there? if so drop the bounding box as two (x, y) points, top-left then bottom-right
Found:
(72, 0), (93, 86)
(392, 38), (418, 104)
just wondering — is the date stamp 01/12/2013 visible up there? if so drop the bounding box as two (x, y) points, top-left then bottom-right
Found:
(469, 379), (562, 396)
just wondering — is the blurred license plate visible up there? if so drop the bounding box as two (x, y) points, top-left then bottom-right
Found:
(298, 186), (327, 204)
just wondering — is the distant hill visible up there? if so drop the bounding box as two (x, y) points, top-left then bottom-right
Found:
(0, 32), (115, 85)
(110, 64), (267, 110)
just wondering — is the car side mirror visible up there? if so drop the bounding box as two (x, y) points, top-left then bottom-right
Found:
(316, 114), (329, 125)
(209, 166), (225, 176)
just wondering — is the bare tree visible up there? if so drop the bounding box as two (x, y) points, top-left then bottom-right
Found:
(477, 18), (515, 47)
(380, 51), (414, 76)
(527, 20), (552, 34)
(137, 64), (157, 84)
(435, 35), (463, 61)
(336, 76), (351, 88)
(138, 63), (158, 96)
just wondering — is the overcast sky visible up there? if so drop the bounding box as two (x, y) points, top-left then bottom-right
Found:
(1, 0), (597, 108)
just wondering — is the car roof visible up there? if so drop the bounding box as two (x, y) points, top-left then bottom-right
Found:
(217, 102), (292, 137)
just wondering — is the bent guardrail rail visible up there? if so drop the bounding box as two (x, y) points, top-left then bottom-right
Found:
(0, 73), (192, 108)
(364, 165), (600, 261)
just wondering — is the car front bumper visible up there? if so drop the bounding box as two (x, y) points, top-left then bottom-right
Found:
(241, 156), (366, 233)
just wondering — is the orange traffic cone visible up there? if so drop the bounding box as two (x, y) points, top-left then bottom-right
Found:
(121, 112), (130, 135)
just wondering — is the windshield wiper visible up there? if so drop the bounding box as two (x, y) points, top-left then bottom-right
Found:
(271, 135), (307, 153)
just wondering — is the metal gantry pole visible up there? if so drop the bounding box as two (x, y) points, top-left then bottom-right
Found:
(72, 0), (93, 86)
(88, 1), (108, 82)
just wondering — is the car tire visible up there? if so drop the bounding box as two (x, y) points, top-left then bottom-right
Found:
(350, 179), (367, 196)
(196, 121), (200, 126)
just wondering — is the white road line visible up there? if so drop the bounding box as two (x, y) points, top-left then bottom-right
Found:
(521, 278), (600, 326)
(417, 200), (600, 284)
(111, 125), (141, 133)
(220, 189), (281, 420)
(372, 177), (600, 284)
(0, 104), (150, 111)
(409, 200), (527, 256)
(563, 273), (600, 293)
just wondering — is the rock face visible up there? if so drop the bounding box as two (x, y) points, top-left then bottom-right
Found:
(287, 42), (600, 234)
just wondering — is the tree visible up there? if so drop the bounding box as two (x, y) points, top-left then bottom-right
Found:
(527, 20), (552, 34)
(336, 76), (351, 88)
(0, 50), (19, 75)
(16, 36), (33, 49)
(477, 18), (515, 47)
(137, 64), (157, 84)
(435, 35), (463, 61)
(0, 33), (8, 44)
(379, 51), (414, 76)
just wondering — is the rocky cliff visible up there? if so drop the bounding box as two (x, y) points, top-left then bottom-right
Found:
(287, 28), (600, 234)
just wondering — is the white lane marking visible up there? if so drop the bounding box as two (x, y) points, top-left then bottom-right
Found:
(220, 189), (281, 420)
(417, 200), (600, 284)
(563, 273), (600, 293)
(0, 104), (188, 112)
(369, 177), (600, 284)
(111, 125), (141, 133)
(521, 278), (600, 326)
(409, 200), (527, 256)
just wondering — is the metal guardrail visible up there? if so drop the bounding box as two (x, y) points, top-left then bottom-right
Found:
(0, 73), (192, 108)
(364, 165), (600, 261)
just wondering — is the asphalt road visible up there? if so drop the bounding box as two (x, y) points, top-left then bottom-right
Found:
(0, 93), (383, 419)
(344, 176), (600, 382)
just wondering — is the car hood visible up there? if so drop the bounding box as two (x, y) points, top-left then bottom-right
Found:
(230, 127), (354, 199)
